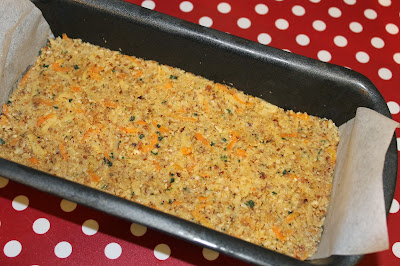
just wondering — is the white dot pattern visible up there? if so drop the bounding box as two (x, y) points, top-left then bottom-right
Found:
(292, 5), (306, 16)
(179, 1), (193, 13)
(313, 20), (326, 31)
(390, 199), (400, 213)
(130, 223), (147, 237)
(317, 50), (332, 62)
(60, 199), (77, 212)
(394, 53), (400, 64)
(387, 101), (400, 114)
(237, 17), (251, 29)
(202, 248), (219, 261)
(328, 7), (342, 18)
(349, 22), (363, 33)
(257, 33), (272, 45)
(296, 34), (310, 46)
(393, 242), (400, 258)
(32, 218), (50, 235)
(104, 243), (122, 259)
(82, 219), (99, 236)
(12, 195), (29, 211)
(54, 241), (72, 259)
(0, 176), (9, 188)
(199, 16), (213, 27)
(141, 0), (155, 10)
(371, 37), (385, 49)
(334, 35), (347, 47)
(154, 244), (171, 260)
(217, 3), (231, 14)
(3, 240), (22, 258)
(386, 23), (399, 35)
(378, 68), (392, 80)
(255, 4), (268, 15)
(364, 9), (377, 20)
(356, 51), (370, 63)
(275, 19), (289, 30)
(379, 0), (391, 7)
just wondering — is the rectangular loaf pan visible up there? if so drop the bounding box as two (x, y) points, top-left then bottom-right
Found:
(1, 0), (396, 265)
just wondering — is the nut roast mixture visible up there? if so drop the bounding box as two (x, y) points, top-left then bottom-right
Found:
(0, 35), (339, 260)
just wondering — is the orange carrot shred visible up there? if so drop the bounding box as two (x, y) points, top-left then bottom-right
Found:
(119, 126), (138, 134)
(104, 100), (118, 108)
(37, 113), (55, 126)
(280, 132), (298, 138)
(59, 143), (69, 161)
(195, 133), (210, 146)
(172, 115), (197, 122)
(226, 131), (238, 150)
(29, 157), (39, 165)
(164, 82), (173, 89)
(89, 170), (101, 182)
(198, 196), (208, 202)
(72, 86), (81, 92)
(153, 161), (161, 172)
(1, 116), (8, 126)
(236, 149), (247, 157)
(136, 120), (147, 126)
(2, 104), (8, 116)
(142, 133), (158, 152)
(62, 33), (69, 39)
(181, 147), (193, 155)
(272, 226), (285, 241)
(20, 69), (31, 84)
(159, 126), (169, 133)
(53, 62), (72, 72)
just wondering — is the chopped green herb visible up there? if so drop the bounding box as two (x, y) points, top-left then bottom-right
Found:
(110, 152), (114, 159)
(288, 211), (293, 214)
(168, 199), (175, 204)
(282, 169), (290, 175)
(0, 138), (5, 145)
(158, 136), (163, 141)
(193, 113), (198, 116)
(151, 151), (158, 155)
(42, 64), (49, 68)
(221, 155), (228, 162)
(282, 137), (287, 140)
(131, 192), (135, 196)
(53, 106), (58, 109)
(139, 134), (145, 139)
(223, 147), (227, 151)
(246, 200), (255, 208)
(6, 101), (11, 105)
(68, 99), (73, 102)
(183, 187), (187, 191)
(73, 65), (79, 70)
(272, 191), (277, 195)
(157, 124), (161, 128)
(222, 138), (227, 142)
(161, 100), (167, 104)
(210, 142), (215, 146)
(226, 109), (232, 114)
(103, 157), (113, 167)
(170, 75), (178, 79)
(129, 116), (135, 121)
(170, 178), (175, 183)
(101, 184), (107, 189)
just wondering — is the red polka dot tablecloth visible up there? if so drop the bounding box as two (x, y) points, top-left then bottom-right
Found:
(1, 0), (400, 265)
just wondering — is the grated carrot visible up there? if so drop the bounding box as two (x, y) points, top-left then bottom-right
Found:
(37, 113), (55, 126)
(62, 33), (69, 40)
(153, 161), (161, 172)
(82, 126), (103, 142)
(136, 120), (147, 126)
(59, 143), (69, 161)
(181, 147), (192, 155)
(286, 212), (299, 223)
(72, 86), (81, 92)
(173, 164), (183, 171)
(104, 100), (118, 108)
(289, 112), (309, 121)
(2, 104), (8, 116)
(20, 68), (31, 84)
(195, 133), (210, 146)
(159, 126), (169, 133)
(53, 62), (72, 72)
(280, 132), (298, 138)
(215, 83), (229, 93)
(198, 196), (208, 202)
(89, 66), (103, 80)
(76, 108), (85, 114)
(172, 115), (197, 122)
(119, 126), (137, 133)
(226, 131), (239, 150)
(29, 157), (39, 165)
(203, 99), (209, 113)
(272, 226), (285, 241)
(1, 116), (8, 126)
(38, 99), (57, 106)
(135, 70), (143, 77)
(142, 133), (158, 152)
(88, 170), (101, 182)
(236, 149), (247, 157)
(164, 82), (173, 89)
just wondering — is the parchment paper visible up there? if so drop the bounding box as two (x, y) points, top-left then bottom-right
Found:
(1, 0), (399, 259)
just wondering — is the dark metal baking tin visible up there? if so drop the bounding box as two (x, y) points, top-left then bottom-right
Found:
(2, 0), (395, 265)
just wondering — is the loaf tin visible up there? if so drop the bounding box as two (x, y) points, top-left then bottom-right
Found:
(1, 0), (397, 265)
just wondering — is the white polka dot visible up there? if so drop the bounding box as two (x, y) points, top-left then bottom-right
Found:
(130, 223), (147, 237)
(179, 1), (193, 13)
(104, 243), (122, 260)
(371, 37), (385, 49)
(328, 7), (342, 18)
(394, 53), (400, 64)
(154, 244), (171, 261)
(392, 242), (400, 258)
(82, 219), (99, 236)
(317, 50), (332, 62)
(355, 51), (370, 63)
(54, 241), (72, 259)
(60, 199), (77, 212)
(313, 20), (326, 31)
(397, 138), (400, 151)
(3, 240), (22, 258)
(282, 49), (291, 53)
(349, 21), (363, 33)
(309, 0), (321, 3)
(141, 0), (155, 10)
(292, 5), (305, 16)
(12, 195), (29, 211)
(378, 68), (392, 80)
(199, 16), (213, 27)
(275, 18), (289, 30)
(334, 35), (348, 47)
(0, 176), (9, 188)
(237, 17), (251, 29)
(296, 34), (310, 46)
(387, 101), (400, 114)
(390, 198), (399, 213)
(386, 23), (399, 35)
(255, 4), (268, 15)
(32, 218), (50, 234)
(217, 2), (231, 14)
(364, 9), (377, 20)
(257, 33), (272, 45)
(379, 0), (391, 7)
(344, 0), (356, 5)
(202, 248), (219, 261)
